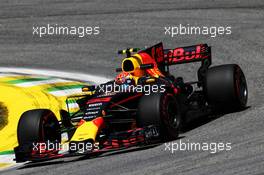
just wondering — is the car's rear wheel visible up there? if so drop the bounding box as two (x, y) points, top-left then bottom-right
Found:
(205, 64), (248, 110)
(17, 109), (61, 145)
(137, 93), (181, 140)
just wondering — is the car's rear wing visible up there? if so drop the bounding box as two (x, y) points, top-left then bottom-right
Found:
(164, 44), (211, 66)
(161, 43), (212, 84)
(117, 43), (212, 83)
(137, 42), (211, 66)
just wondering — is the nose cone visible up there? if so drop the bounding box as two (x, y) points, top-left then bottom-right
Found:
(70, 117), (105, 142)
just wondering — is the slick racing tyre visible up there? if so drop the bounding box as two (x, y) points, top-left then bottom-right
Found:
(17, 109), (61, 145)
(205, 64), (248, 110)
(137, 93), (181, 140)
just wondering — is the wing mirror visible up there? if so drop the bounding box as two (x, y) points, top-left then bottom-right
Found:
(82, 85), (96, 92)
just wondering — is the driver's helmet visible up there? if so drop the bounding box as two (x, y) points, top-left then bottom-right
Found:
(115, 72), (136, 92)
(115, 72), (135, 86)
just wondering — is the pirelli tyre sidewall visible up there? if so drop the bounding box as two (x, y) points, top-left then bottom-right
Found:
(205, 64), (248, 111)
(17, 109), (61, 145)
(137, 93), (181, 140)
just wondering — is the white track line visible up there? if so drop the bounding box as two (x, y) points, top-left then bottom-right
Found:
(0, 67), (110, 84)
(49, 88), (84, 96)
(0, 155), (24, 171)
(15, 79), (73, 87)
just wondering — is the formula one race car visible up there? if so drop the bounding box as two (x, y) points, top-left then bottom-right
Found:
(14, 42), (248, 162)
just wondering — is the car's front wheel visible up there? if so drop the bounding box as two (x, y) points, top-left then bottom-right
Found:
(17, 109), (61, 145)
(137, 93), (181, 140)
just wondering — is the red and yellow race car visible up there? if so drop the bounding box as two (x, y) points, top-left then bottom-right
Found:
(14, 42), (248, 162)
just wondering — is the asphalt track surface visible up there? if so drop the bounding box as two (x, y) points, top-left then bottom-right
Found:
(1, 0), (264, 174)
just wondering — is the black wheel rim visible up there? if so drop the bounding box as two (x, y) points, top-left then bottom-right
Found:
(41, 113), (60, 142)
(167, 99), (180, 129)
